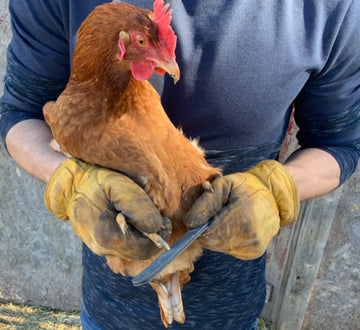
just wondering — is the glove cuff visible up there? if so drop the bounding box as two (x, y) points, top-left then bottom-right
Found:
(44, 157), (89, 220)
(249, 160), (300, 226)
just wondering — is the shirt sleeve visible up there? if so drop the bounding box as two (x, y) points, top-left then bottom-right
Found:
(0, 0), (70, 148)
(294, 0), (360, 184)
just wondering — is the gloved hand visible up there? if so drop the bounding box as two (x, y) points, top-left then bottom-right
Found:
(44, 157), (171, 260)
(183, 160), (299, 260)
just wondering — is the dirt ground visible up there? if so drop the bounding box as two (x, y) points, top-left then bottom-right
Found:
(0, 302), (80, 329)
(0, 301), (275, 329)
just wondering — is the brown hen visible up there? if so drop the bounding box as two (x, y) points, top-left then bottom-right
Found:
(43, 1), (221, 327)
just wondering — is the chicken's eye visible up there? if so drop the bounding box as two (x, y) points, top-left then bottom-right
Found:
(136, 35), (147, 47)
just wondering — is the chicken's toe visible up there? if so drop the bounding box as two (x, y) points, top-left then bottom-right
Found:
(202, 180), (214, 193)
(116, 213), (128, 235)
(144, 233), (170, 250)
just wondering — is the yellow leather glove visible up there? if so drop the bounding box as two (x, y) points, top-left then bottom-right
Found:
(44, 158), (171, 260)
(183, 160), (299, 260)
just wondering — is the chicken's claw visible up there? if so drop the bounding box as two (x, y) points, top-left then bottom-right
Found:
(202, 180), (214, 193)
(116, 213), (128, 235)
(144, 232), (171, 251)
(116, 213), (170, 250)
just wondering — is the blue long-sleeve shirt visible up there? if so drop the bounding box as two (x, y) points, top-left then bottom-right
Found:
(1, 0), (360, 329)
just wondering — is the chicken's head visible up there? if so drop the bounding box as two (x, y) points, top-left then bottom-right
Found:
(72, 0), (180, 86)
(117, 0), (180, 83)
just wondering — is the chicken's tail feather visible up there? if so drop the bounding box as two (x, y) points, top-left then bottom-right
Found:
(169, 272), (185, 323)
(150, 272), (187, 327)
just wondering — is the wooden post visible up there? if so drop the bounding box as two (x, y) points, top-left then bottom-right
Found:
(262, 184), (343, 329)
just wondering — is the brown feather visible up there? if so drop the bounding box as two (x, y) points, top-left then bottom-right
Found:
(44, 2), (221, 327)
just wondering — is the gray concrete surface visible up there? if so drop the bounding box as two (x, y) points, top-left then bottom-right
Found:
(0, 150), (82, 311)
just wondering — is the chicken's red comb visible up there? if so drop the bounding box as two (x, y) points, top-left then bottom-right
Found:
(153, 0), (177, 58)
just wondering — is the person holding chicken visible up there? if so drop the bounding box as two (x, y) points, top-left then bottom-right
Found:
(1, 0), (359, 329)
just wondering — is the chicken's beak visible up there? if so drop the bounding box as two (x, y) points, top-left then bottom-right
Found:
(153, 57), (180, 84)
